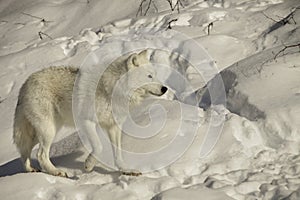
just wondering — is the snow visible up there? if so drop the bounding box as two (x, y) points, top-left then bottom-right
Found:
(1, 0), (300, 199)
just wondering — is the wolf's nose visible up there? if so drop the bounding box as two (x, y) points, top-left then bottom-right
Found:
(161, 86), (168, 94)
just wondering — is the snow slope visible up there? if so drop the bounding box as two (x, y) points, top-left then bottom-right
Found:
(0, 0), (300, 199)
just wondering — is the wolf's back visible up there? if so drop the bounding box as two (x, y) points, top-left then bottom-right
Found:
(13, 66), (79, 151)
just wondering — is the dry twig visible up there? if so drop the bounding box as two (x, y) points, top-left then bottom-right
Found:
(21, 12), (53, 24)
(166, 18), (178, 29)
(38, 31), (53, 40)
(273, 43), (300, 59)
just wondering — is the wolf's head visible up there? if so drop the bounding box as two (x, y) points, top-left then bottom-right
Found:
(126, 50), (168, 103)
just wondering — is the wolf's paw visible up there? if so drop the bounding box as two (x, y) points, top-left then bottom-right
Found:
(57, 171), (68, 178)
(26, 167), (40, 173)
(84, 163), (94, 172)
(84, 153), (97, 172)
(52, 170), (68, 178)
(25, 163), (40, 173)
(121, 171), (142, 176)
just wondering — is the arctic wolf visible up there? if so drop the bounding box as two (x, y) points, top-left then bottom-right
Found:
(13, 49), (168, 177)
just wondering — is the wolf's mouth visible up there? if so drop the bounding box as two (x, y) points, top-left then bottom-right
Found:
(149, 86), (168, 96)
(149, 91), (163, 96)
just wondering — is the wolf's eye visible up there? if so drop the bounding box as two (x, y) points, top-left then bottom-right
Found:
(148, 74), (152, 79)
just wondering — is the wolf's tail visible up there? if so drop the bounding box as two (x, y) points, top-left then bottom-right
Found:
(13, 103), (37, 162)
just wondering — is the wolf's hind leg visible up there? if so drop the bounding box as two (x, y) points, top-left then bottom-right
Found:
(14, 115), (39, 173)
(19, 136), (39, 172)
(35, 121), (67, 177)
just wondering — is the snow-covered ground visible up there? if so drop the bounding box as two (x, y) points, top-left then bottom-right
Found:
(0, 0), (300, 199)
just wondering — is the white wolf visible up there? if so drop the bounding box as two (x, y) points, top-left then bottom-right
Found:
(13, 49), (168, 177)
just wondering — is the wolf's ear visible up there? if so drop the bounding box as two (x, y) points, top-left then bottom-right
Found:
(138, 49), (148, 58)
(127, 50), (149, 69)
(127, 53), (139, 69)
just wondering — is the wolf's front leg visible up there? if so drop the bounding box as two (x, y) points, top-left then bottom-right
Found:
(108, 126), (123, 169)
(83, 120), (104, 172)
(109, 126), (142, 176)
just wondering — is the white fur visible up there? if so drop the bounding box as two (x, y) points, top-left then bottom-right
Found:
(13, 50), (167, 177)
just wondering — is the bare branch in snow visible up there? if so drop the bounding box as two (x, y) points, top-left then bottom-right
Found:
(136, 0), (147, 17)
(136, 0), (184, 17)
(273, 43), (300, 59)
(166, 18), (178, 29)
(38, 31), (53, 40)
(262, 12), (278, 23)
(144, 0), (154, 16)
(0, 96), (7, 104)
(166, 0), (184, 13)
(262, 7), (299, 35)
(21, 12), (53, 24)
(207, 22), (213, 35)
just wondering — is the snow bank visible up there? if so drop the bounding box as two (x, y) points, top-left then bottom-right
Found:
(0, 0), (300, 199)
